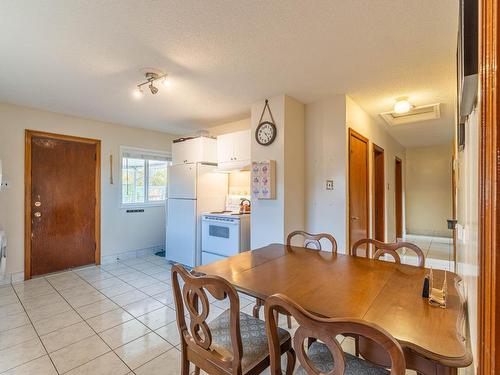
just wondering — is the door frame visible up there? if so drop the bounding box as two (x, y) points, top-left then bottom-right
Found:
(478, 0), (499, 373)
(395, 157), (403, 240)
(24, 130), (101, 280)
(348, 128), (370, 251)
(372, 143), (385, 242)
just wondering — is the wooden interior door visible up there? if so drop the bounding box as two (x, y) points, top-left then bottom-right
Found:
(349, 129), (369, 252)
(25, 131), (100, 278)
(373, 144), (385, 242)
(395, 157), (403, 240)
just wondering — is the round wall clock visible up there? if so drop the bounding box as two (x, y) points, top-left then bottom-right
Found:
(255, 121), (277, 146)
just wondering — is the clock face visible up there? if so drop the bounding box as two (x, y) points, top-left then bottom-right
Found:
(256, 121), (276, 146)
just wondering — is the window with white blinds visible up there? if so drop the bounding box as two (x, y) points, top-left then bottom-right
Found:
(121, 148), (171, 206)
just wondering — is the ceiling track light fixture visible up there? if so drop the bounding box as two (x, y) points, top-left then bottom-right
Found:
(132, 71), (169, 99)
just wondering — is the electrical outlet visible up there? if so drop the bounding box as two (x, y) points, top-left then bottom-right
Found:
(326, 180), (334, 190)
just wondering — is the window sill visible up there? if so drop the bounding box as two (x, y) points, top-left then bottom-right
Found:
(120, 202), (166, 210)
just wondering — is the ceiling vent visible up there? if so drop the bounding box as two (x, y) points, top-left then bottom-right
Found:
(380, 103), (441, 126)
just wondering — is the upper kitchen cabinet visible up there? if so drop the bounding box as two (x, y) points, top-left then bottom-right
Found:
(217, 130), (251, 169)
(172, 137), (217, 165)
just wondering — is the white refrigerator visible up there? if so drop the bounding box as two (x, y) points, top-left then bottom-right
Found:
(166, 163), (228, 267)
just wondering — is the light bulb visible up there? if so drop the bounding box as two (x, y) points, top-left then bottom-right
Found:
(162, 77), (171, 88)
(132, 87), (144, 99)
(394, 98), (412, 114)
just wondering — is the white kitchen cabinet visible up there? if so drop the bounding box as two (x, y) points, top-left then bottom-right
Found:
(216, 133), (234, 164)
(233, 130), (251, 162)
(172, 137), (217, 165)
(217, 130), (251, 167)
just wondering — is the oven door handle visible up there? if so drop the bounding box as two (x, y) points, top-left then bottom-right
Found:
(202, 218), (239, 225)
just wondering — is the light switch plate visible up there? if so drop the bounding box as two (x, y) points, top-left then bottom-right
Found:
(326, 180), (334, 190)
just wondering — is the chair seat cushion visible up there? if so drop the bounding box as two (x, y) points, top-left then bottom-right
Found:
(295, 342), (390, 375)
(208, 310), (290, 372)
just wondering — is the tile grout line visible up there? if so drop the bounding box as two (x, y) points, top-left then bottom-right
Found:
(41, 261), (168, 373)
(6, 256), (186, 374)
(103, 257), (183, 373)
(65, 258), (176, 373)
(43, 273), (122, 373)
(10, 280), (62, 374)
(50, 263), (151, 374)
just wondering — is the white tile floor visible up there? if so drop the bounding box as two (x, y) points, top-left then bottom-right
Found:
(0, 254), (417, 374)
(0, 255), (186, 375)
(404, 234), (454, 271)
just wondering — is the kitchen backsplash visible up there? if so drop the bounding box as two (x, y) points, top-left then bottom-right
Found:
(228, 170), (250, 196)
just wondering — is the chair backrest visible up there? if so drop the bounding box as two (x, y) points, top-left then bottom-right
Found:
(286, 231), (338, 253)
(171, 264), (243, 372)
(265, 294), (406, 375)
(350, 238), (425, 268)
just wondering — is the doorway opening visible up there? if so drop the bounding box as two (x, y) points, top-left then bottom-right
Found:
(403, 146), (454, 271)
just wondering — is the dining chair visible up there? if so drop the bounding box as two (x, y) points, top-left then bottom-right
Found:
(265, 293), (406, 375)
(253, 231), (338, 329)
(171, 264), (296, 375)
(286, 230), (338, 252)
(350, 238), (426, 268)
(349, 238), (425, 362)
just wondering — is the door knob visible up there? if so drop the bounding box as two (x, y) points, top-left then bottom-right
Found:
(35, 201), (41, 207)
(34, 212), (42, 218)
(351, 216), (359, 220)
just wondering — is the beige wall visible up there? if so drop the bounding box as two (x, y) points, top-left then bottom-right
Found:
(304, 95), (348, 249)
(207, 118), (250, 136)
(304, 95), (405, 251)
(0, 103), (176, 279)
(456, 106), (479, 374)
(228, 171), (250, 196)
(283, 96), (306, 241)
(250, 95), (305, 249)
(405, 144), (453, 237)
(345, 96), (406, 243)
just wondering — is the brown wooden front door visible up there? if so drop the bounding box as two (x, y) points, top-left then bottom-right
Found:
(348, 129), (369, 252)
(395, 157), (403, 240)
(373, 144), (385, 242)
(26, 131), (100, 277)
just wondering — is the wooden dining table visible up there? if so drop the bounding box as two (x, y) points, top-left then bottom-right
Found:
(195, 244), (472, 375)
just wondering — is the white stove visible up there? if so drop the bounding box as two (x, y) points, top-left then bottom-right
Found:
(201, 212), (250, 265)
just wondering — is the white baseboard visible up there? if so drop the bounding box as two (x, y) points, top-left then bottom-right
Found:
(101, 245), (163, 265)
(0, 245), (164, 284)
(0, 271), (24, 285)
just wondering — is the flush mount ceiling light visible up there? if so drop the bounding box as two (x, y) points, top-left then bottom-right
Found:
(380, 103), (441, 126)
(393, 97), (413, 114)
(132, 71), (169, 99)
